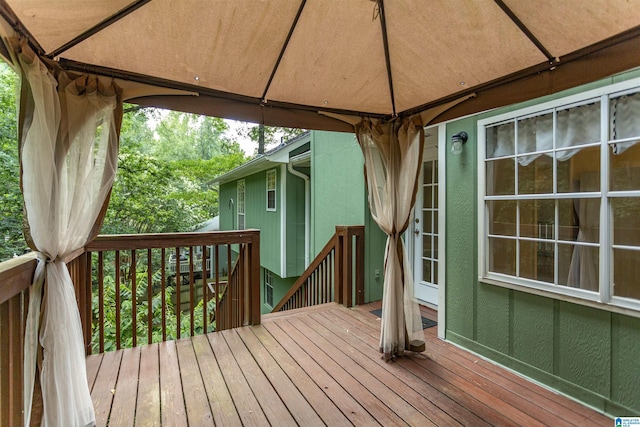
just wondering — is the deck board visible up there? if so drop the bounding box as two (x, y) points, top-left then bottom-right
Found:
(89, 302), (612, 426)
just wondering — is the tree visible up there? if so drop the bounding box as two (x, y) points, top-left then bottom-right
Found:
(236, 123), (306, 155)
(0, 61), (27, 261)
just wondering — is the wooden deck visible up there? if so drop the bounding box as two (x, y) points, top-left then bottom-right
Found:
(86, 302), (611, 426)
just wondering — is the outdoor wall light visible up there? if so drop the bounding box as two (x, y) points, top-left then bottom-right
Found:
(451, 131), (468, 155)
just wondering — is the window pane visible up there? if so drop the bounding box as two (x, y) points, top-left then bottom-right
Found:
(612, 197), (640, 247)
(520, 199), (554, 239)
(517, 112), (553, 154)
(487, 122), (515, 158)
(610, 138), (640, 191)
(489, 200), (516, 236)
(486, 158), (515, 196)
(434, 161), (439, 184)
(518, 155), (553, 194)
(557, 146), (600, 192)
(519, 240), (554, 283)
(610, 91), (640, 141)
(613, 248), (640, 299)
(557, 101), (600, 148)
(488, 237), (516, 276)
(557, 243), (598, 291)
(558, 198), (599, 243)
(267, 191), (276, 210)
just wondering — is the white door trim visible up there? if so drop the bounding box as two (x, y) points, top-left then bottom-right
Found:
(436, 124), (446, 339)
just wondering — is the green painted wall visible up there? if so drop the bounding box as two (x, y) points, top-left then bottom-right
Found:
(285, 167), (305, 277)
(310, 131), (365, 255)
(445, 69), (640, 416)
(218, 168), (283, 275)
(309, 130), (385, 303)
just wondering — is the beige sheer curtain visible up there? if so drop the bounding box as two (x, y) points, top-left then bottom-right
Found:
(355, 117), (425, 359)
(13, 41), (122, 426)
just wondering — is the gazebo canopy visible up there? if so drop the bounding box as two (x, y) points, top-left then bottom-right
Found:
(1, 0), (639, 130)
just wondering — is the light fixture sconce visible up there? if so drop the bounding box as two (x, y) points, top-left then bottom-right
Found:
(451, 131), (468, 155)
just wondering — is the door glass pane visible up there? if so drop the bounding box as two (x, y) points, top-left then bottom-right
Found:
(423, 261), (432, 284)
(424, 186), (433, 208)
(424, 161), (433, 184)
(423, 211), (432, 233)
(423, 235), (432, 259)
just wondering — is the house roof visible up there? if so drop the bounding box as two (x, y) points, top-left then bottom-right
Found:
(209, 131), (311, 186)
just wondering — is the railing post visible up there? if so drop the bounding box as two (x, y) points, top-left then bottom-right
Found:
(0, 292), (24, 427)
(354, 227), (365, 306)
(247, 231), (261, 326)
(334, 227), (344, 305)
(342, 227), (353, 308)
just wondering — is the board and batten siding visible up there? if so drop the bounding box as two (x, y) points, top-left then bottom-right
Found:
(445, 70), (640, 416)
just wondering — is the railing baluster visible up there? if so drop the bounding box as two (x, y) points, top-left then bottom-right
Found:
(202, 244), (207, 334)
(147, 248), (153, 345)
(131, 250), (137, 347)
(189, 246), (195, 337)
(175, 246), (181, 340)
(115, 250), (121, 350)
(215, 245), (220, 332)
(161, 248), (166, 342)
(98, 251), (104, 353)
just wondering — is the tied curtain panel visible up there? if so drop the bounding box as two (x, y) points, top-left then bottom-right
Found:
(14, 41), (122, 426)
(356, 117), (425, 359)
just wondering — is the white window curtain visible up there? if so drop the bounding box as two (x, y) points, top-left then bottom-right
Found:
(355, 117), (425, 359)
(13, 41), (122, 426)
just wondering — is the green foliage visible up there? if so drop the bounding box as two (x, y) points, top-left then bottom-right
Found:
(236, 123), (306, 155)
(0, 61), (28, 260)
(93, 253), (217, 353)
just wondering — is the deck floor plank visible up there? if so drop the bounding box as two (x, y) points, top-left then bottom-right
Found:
(158, 341), (187, 427)
(234, 326), (325, 427)
(333, 306), (552, 426)
(310, 310), (492, 427)
(88, 302), (613, 426)
(191, 334), (242, 427)
(221, 328), (298, 426)
(109, 346), (141, 427)
(337, 305), (609, 427)
(287, 315), (439, 426)
(248, 325), (353, 427)
(175, 338), (214, 425)
(92, 350), (123, 427)
(262, 320), (381, 426)
(135, 344), (161, 427)
(207, 329), (270, 426)
(268, 318), (408, 426)
(86, 353), (103, 392)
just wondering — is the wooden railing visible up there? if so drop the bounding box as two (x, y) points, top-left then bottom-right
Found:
(272, 225), (364, 312)
(82, 230), (260, 354)
(0, 253), (38, 427)
(0, 230), (261, 425)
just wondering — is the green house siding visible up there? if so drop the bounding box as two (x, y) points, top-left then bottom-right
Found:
(445, 70), (640, 415)
(219, 169), (283, 275)
(285, 168), (306, 277)
(310, 131), (365, 254)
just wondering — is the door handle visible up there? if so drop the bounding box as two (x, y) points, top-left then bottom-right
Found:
(414, 229), (420, 235)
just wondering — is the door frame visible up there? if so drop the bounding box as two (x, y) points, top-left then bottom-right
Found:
(408, 124), (446, 339)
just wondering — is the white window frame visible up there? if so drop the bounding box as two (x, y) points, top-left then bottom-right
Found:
(264, 269), (274, 308)
(266, 169), (277, 211)
(237, 179), (245, 230)
(477, 76), (640, 316)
